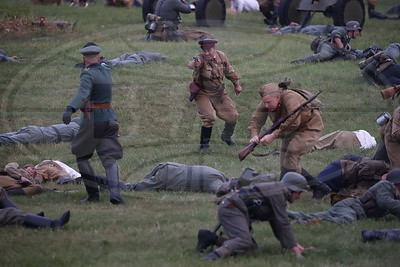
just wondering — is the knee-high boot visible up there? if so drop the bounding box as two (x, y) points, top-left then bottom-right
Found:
(221, 122), (237, 146)
(301, 168), (332, 199)
(78, 160), (99, 202)
(199, 126), (212, 153)
(106, 162), (125, 205)
(362, 229), (400, 242)
(23, 210), (70, 230)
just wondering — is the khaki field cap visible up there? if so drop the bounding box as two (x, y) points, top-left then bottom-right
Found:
(80, 42), (101, 56)
(258, 83), (280, 97)
(281, 172), (308, 192)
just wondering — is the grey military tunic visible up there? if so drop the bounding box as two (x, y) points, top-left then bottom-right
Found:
(126, 162), (229, 192)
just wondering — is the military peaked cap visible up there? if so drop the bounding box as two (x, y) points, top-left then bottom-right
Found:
(198, 38), (218, 49)
(80, 42), (102, 56)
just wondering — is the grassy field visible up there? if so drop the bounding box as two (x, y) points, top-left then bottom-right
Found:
(1, 0), (400, 266)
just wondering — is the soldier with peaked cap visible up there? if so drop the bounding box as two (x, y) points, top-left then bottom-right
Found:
(61, 42), (125, 205)
(247, 79), (331, 198)
(187, 38), (242, 153)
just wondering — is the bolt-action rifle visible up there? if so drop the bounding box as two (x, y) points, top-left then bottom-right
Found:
(238, 90), (323, 161)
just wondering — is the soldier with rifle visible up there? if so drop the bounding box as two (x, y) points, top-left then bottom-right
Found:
(245, 78), (331, 198)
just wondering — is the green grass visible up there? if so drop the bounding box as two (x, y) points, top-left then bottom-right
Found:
(1, 0), (400, 266)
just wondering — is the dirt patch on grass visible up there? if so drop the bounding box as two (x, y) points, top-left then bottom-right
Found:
(0, 17), (77, 39)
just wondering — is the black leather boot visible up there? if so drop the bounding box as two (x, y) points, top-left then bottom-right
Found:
(23, 210), (70, 230)
(280, 167), (295, 180)
(199, 126), (212, 153)
(362, 229), (400, 242)
(301, 168), (331, 199)
(78, 160), (99, 203)
(6, 188), (25, 196)
(220, 122), (237, 146)
(106, 163), (125, 205)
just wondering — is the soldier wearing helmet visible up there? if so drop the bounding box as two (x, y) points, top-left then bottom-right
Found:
(200, 172), (314, 260)
(291, 20), (367, 63)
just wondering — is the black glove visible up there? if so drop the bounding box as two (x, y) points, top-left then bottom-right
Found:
(62, 106), (75, 125)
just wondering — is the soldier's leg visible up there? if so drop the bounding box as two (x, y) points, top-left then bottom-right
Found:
(362, 229), (400, 242)
(128, 163), (168, 191)
(217, 203), (257, 255)
(372, 137), (390, 163)
(385, 43), (400, 61)
(73, 120), (100, 202)
(0, 207), (26, 227)
(214, 93), (239, 146)
(384, 136), (400, 167)
(287, 199), (359, 224)
(0, 187), (18, 208)
(281, 130), (331, 198)
(97, 120), (124, 205)
(196, 92), (216, 152)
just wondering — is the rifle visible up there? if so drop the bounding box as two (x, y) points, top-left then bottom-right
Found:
(238, 90), (323, 161)
(381, 84), (400, 100)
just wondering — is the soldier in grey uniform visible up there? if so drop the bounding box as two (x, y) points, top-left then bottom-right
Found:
(146, 0), (191, 41)
(291, 21), (365, 63)
(62, 42), (125, 205)
(123, 162), (275, 193)
(201, 172), (312, 260)
(0, 186), (70, 229)
(0, 117), (80, 146)
(269, 24), (342, 36)
(287, 169), (400, 224)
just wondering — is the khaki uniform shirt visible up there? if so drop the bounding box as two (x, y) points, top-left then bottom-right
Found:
(248, 90), (323, 138)
(192, 50), (239, 97)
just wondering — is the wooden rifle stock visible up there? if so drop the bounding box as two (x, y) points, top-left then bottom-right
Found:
(238, 90), (323, 161)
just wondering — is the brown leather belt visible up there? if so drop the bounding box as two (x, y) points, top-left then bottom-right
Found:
(91, 103), (111, 109)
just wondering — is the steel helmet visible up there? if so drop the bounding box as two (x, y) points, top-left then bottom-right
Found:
(346, 21), (362, 31)
(281, 172), (308, 193)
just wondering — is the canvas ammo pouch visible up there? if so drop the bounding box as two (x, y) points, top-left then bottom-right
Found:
(310, 36), (322, 54)
(237, 185), (271, 221)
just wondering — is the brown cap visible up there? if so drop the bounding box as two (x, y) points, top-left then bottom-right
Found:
(258, 83), (280, 97)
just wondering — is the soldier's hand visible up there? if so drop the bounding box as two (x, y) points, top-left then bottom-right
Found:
(260, 133), (277, 146)
(250, 136), (259, 144)
(234, 85), (242, 95)
(62, 106), (75, 125)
